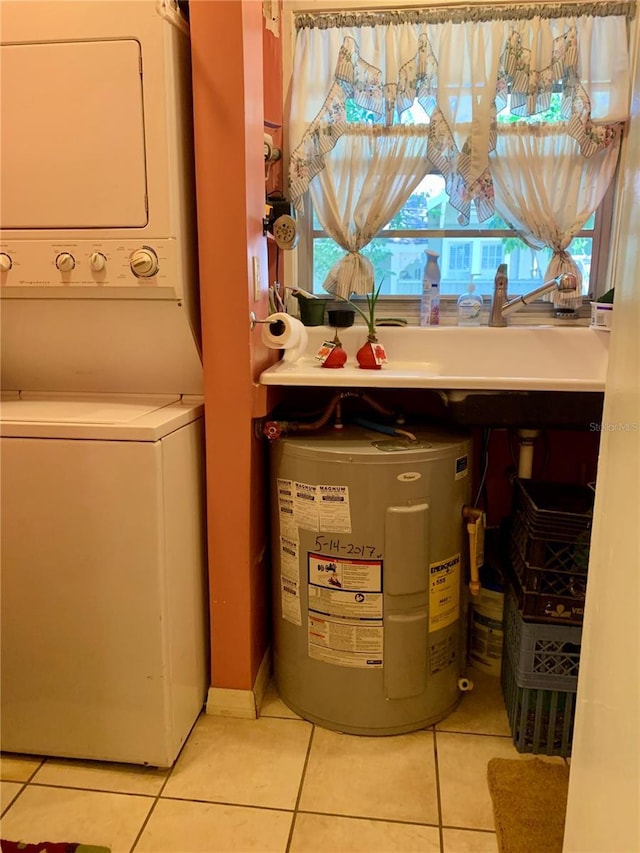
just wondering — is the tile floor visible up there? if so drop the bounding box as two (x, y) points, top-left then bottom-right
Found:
(0, 667), (566, 853)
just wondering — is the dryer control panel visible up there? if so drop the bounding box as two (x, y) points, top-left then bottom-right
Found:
(0, 239), (184, 300)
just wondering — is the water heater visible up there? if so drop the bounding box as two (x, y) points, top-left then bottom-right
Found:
(270, 425), (472, 735)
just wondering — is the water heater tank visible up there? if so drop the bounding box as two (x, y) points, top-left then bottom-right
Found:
(270, 425), (473, 735)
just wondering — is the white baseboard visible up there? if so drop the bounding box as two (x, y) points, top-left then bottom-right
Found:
(206, 648), (271, 719)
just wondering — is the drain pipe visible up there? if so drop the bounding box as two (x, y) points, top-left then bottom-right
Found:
(517, 429), (540, 479)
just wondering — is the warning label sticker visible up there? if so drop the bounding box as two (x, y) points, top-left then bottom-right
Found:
(281, 576), (301, 626)
(309, 585), (382, 619)
(308, 553), (383, 667)
(308, 614), (383, 668)
(430, 634), (456, 675)
(429, 553), (461, 632)
(294, 481), (319, 531)
(318, 484), (352, 533)
(278, 480), (353, 535)
(277, 479), (298, 540)
(308, 553), (381, 593)
(280, 536), (301, 625)
(455, 455), (469, 480)
(280, 535), (299, 582)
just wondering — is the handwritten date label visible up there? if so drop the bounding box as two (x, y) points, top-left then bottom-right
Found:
(314, 534), (381, 559)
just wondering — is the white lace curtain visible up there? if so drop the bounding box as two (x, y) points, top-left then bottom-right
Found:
(312, 127), (431, 297)
(288, 9), (630, 297)
(490, 124), (622, 309)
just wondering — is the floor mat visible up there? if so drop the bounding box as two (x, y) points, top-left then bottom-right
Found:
(487, 757), (569, 853)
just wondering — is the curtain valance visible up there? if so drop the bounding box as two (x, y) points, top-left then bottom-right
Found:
(295, 2), (636, 29)
(288, 13), (630, 225)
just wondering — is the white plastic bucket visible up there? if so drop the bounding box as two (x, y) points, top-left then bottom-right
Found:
(470, 583), (505, 676)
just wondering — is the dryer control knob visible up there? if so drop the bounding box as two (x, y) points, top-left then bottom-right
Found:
(56, 252), (76, 272)
(0, 253), (12, 272)
(89, 252), (107, 272)
(130, 247), (159, 278)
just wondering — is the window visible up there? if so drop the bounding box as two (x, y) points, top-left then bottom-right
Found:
(481, 244), (503, 272)
(299, 95), (614, 298)
(299, 94), (614, 305)
(306, 172), (603, 301)
(448, 242), (472, 276)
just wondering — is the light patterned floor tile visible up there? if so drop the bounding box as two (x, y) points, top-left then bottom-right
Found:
(443, 827), (500, 852)
(260, 679), (302, 720)
(135, 798), (292, 852)
(436, 667), (510, 736)
(32, 757), (169, 796)
(1, 781), (24, 813)
(162, 714), (312, 810)
(299, 727), (438, 825)
(437, 732), (562, 831)
(290, 812), (441, 852)
(0, 785), (153, 853)
(0, 754), (43, 782)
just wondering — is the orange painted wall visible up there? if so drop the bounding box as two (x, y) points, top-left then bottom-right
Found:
(190, 0), (278, 690)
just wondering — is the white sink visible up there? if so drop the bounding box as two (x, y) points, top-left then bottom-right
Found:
(259, 325), (609, 391)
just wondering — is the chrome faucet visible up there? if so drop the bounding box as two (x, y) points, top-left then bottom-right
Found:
(489, 264), (578, 327)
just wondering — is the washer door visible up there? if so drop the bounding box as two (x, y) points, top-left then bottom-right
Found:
(1, 39), (148, 229)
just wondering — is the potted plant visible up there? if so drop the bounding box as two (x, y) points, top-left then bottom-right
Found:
(317, 330), (348, 369)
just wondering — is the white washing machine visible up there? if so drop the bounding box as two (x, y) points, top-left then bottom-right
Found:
(0, 394), (208, 767)
(0, 1), (208, 766)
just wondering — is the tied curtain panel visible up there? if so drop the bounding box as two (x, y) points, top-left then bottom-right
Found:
(288, 10), (630, 298)
(490, 124), (622, 308)
(311, 127), (431, 298)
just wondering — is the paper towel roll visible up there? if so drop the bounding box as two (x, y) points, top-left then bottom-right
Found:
(261, 313), (308, 362)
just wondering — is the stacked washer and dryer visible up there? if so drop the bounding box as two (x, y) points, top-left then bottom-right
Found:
(0, 1), (208, 767)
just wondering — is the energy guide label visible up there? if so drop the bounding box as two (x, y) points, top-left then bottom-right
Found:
(307, 553), (383, 667)
(429, 553), (461, 632)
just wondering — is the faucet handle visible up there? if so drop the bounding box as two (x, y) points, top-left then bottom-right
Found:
(558, 273), (578, 292)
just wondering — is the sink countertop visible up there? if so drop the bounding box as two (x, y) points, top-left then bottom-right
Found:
(259, 325), (610, 392)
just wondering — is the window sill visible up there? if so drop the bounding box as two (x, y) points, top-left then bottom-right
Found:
(353, 297), (592, 327)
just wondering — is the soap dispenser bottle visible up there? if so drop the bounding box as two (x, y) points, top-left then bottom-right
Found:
(457, 276), (483, 326)
(420, 250), (441, 326)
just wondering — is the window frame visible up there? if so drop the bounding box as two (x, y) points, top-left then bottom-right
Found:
(292, 178), (616, 322)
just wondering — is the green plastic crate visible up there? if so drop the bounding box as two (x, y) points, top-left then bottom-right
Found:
(504, 583), (582, 690)
(501, 648), (576, 757)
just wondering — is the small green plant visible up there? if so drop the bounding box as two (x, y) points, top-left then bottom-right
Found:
(334, 282), (383, 341)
